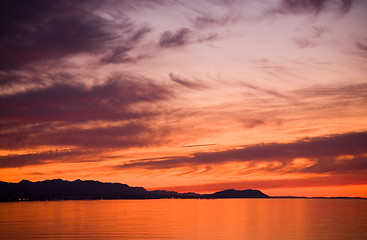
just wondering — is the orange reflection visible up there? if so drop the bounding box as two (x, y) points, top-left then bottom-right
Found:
(1, 199), (366, 239)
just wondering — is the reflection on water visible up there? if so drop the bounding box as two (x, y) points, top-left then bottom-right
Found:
(0, 199), (366, 239)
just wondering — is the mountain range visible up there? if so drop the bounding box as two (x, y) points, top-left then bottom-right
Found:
(0, 179), (269, 201)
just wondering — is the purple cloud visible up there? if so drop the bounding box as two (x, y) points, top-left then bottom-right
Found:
(0, 73), (175, 154)
(0, 148), (96, 168)
(277, 0), (354, 14)
(292, 83), (367, 102)
(101, 26), (152, 64)
(159, 28), (192, 48)
(169, 73), (206, 89)
(293, 38), (316, 48)
(356, 40), (367, 52)
(116, 131), (367, 174)
(0, 75), (172, 125)
(0, 122), (164, 150)
(0, 0), (153, 70)
(0, 0), (112, 70)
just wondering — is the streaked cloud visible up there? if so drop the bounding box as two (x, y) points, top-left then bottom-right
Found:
(0, 75), (172, 125)
(169, 73), (206, 90)
(276, 0), (354, 14)
(0, 0), (116, 70)
(116, 132), (367, 174)
(159, 28), (192, 48)
(356, 40), (367, 52)
(0, 148), (94, 168)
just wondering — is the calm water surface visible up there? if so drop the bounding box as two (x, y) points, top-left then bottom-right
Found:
(0, 199), (366, 240)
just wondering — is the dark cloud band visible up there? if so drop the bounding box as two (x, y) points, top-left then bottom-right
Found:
(117, 131), (367, 174)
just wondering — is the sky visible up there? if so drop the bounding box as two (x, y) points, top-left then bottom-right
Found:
(1, 0), (367, 197)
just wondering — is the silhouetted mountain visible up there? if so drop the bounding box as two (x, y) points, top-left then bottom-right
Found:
(0, 179), (148, 201)
(149, 190), (202, 199)
(207, 189), (270, 198)
(0, 179), (271, 201)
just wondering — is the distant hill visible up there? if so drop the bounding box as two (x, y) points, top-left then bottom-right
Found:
(0, 179), (148, 201)
(0, 179), (269, 201)
(208, 189), (270, 198)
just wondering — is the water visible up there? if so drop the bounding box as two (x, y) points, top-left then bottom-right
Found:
(0, 199), (366, 240)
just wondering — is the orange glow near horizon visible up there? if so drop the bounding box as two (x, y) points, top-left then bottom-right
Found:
(150, 183), (367, 198)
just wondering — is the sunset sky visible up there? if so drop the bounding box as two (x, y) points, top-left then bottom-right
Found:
(1, 0), (367, 197)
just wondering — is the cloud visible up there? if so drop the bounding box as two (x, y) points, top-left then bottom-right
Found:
(240, 82), (297, 103)
(189, 0), (247, 28)
(0, 0), (116, 70)
(180, 144), (217, 148)
(0, 148), (94, 168)
(194, 15), (238, 29)
(101, 46), (136, 64)
(304, 155), (367, 174)
(0, 74), (176, 152)
(190, 0), (354, 31)
(356, 40), (367, 52)
(0, 71), (32, 88)
(0, 75), (172, 125)
(292, 83), (367, 102)
(311, 26), (329, 38)
(0, 117), (176, 167)
(293, 38), (316, 48)
(291, 26), (329, 49)
(280, 0), (326, 13)
(0, 0), (154, 70)
(159, 28), (192, 48)
(277, 0), (354, 14)
(242, 119), (266, 129)
(116, 131), (367, 173)
(101, 26), (152, 64)
(0, 122), (165, 150)
(169, 73), (206, 89)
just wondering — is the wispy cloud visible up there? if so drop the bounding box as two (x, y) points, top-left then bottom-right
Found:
(159, 28), (192, 48)
(101, 26), (152, 64)
(0, 0), (116, 70)
(0, 0), (158, 71)
(293, 38), (316, 48)
(292, 83), (367, 102)
(189, 0), (354, 30)
(0, 148), (94, 168)
(276, 0), (354, 14)
(240, 82), (298, 103)
(0, 122), (166, 150)
(179, 144), (217, 148)
(116, 132), (367, 174)
(169, 73), (206, 89)
(0, 75), (172, 125)
(0, 74), (175, 154)
(356, 40), (367, 52)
